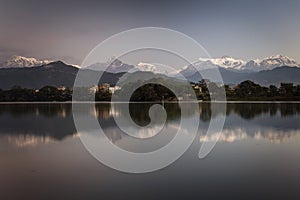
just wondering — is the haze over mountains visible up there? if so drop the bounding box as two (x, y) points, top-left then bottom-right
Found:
(0, 54), (299, 89)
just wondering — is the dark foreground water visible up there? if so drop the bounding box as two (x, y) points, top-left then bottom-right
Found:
(0, 103), (300, 200)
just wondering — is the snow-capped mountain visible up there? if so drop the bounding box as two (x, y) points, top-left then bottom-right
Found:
(243, 55), (298, 71)
(198, 56), (246, 70)
(179, 56), (245, 77)
(136, 62), (157, 72)
(180, 55), (299, 76)
(0, 55), (52, 68)
(106, 59), (135, 73)
(84, 55), (299, 76)
(0, 56), (299, 89)
(4, 54), (297, 74)
(87, 58), (135, 73)
(86, 58), (174, 74)
(136, 62), (178, 75)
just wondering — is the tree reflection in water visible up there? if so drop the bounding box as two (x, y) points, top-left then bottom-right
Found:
(0, 103), (299, 146)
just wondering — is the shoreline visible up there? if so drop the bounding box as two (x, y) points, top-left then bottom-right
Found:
(0, 101), (300, 104)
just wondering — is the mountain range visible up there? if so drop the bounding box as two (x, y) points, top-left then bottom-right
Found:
(0, 55), (299, 89)
(0, 55), (52, 68)
(0, 61), (124, 89)
(180, 54), (299, 75)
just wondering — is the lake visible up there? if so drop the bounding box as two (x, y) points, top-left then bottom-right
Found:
(0, 103), (300, 200)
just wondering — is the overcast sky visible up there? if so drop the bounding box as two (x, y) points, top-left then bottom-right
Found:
(0, 0), (299, 64)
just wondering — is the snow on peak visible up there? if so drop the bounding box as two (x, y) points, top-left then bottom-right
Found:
(244, 55), (298, 71)
(0, 55), (52, 68)
(263, 55), (297, 66)
(192, 55), (299, 72)
(87, 58), (135, 73)
(135, 62), (178, 75)
(136, 62), (157, 72)
(192, 56), (246, 71)
(210, 56), (246, 70)
(179, 54), (299, 76)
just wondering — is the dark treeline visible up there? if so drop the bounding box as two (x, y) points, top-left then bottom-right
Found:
(193, 80), (300, 101)
(0, 86), (72, 102)
(126, 80), (300, 101)
(0, 80), (300, 102)
(225, 80), (300, 101)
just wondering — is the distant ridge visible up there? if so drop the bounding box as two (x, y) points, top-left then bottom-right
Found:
(0, 61), (124, 89)
(185, 66), (300, 86)
(0, 55), (300, 89)
(180, 54), (299, 74)
(0, 55), (52, 68)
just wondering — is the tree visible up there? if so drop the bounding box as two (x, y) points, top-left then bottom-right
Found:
(37, 86), (60, 101)
(234, 80), (268, 98)
(279, 83), (293, 96)
(95, 88), (112, 101)
(296, 85), (300, 96)
(197, 79), (210, 100)
(268, 85), (279, 97)
(225, 85), (234, 97)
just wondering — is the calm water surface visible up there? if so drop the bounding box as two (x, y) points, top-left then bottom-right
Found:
(0, 103), (300, 200)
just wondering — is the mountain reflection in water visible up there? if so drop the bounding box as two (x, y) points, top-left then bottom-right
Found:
(0, 103), (299, 147)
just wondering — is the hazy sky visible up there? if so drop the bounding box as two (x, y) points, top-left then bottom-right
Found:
(0, 0), (299, 64)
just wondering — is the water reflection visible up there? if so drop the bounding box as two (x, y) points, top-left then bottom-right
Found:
(199, 127), (300, 143)
(7, 134), (56, 147)
(0, 104), (76, 142)
(0, 103), (300, 147)
(1, 103), (300, 200)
